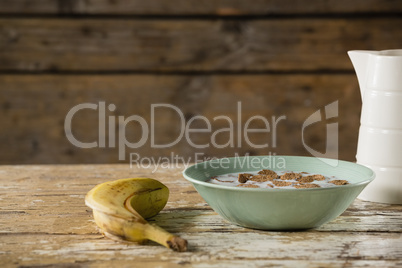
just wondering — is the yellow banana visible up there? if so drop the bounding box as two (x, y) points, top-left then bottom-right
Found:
(85, 178), (187, 252)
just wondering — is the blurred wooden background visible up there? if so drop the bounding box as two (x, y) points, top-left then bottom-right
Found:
(1, 0), (402, 164)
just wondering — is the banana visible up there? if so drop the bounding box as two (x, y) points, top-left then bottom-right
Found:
(85, 178), (187, 252)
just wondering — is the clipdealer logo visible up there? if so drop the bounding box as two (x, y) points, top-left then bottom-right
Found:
(64, 101), (338, 168)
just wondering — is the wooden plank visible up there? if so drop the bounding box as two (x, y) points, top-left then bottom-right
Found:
(0, 74), (361, 164)
(2, 187), (402, 234)
(1, 233), (401, 267)
(1, 164), (401, 234)
(0, 164), (401, 267)
(0, 0), (401, 15)
(0, 18), (401, 72)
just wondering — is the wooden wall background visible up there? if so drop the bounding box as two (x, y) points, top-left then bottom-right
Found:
(0, 1), (401, 164)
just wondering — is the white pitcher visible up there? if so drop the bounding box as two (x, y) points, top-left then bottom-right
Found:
(348, 49), (402, 204)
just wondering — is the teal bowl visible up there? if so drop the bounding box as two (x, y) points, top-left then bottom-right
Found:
(183, 155), (374, 230)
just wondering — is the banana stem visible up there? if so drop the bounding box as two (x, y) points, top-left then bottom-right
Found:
(143, 223), (188, 252)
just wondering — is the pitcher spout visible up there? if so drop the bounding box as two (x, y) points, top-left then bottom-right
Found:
(348, 50), (378, 99)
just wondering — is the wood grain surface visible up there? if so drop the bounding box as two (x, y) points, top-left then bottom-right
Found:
(1, 0), (402, 15)
(0, 164), (401, 267)
(1, 18), (401, 72)
(1, 1), (401, 165)
(0, 74), (360, 164)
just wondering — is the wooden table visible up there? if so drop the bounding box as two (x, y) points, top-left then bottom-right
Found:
(1, 165), (401, 267)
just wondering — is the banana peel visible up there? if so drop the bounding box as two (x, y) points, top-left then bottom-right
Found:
(85, 178), (187, 252)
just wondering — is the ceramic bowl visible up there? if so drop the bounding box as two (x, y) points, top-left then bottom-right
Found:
(183, 155), (374, 230)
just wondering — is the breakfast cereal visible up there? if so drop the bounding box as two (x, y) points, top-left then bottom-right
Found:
(207, 169), (350, 189)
